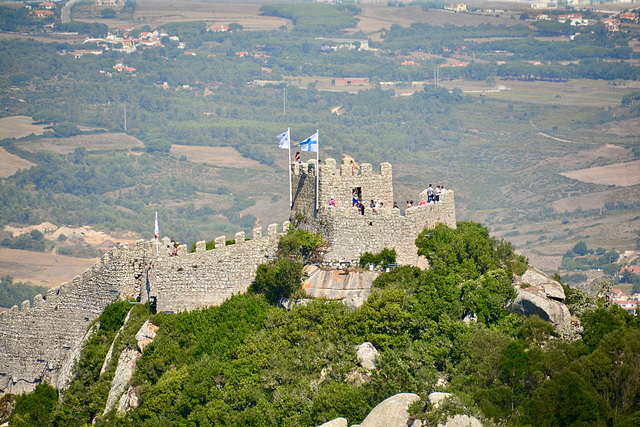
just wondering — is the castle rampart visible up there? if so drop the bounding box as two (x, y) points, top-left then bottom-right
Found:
(0, 222), (290, 396)
(0, 243), (148, 396)
(146, 222), (289, 313)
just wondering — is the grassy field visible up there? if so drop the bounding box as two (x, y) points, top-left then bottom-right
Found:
(0, 116), (48, 139)
(0, 147), (34, 178)
(17, 133), (145, 154)
(73, 0), (289, 31)
(0, 247), (97, 288)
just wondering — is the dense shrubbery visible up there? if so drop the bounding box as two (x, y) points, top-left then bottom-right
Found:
(560, 240), (620, 274)
(259, 3), (360, 34)
(359, 248), (396, 269)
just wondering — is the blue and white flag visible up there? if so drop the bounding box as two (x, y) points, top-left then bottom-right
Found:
(277, 129), (290, 149)
(300, 131), (318, 152)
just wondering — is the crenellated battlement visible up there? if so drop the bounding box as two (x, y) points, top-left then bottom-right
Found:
(146, 221), (290, 313)
(291, 157), (456, 266)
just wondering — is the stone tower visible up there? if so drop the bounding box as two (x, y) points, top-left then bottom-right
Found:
(290, 157), (456, 266)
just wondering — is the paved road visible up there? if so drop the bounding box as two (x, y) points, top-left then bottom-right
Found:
(61, 0), (82, 24)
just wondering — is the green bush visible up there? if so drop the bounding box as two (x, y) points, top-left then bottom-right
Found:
(359, 248), (397, 269)
(250, 259), (304, 304)
(98, 299), (131, 332)
(9, 383), (57, 427)
(277, 228), (323, 261)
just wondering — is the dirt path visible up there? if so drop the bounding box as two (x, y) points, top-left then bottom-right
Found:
(530, 118), (573, 143)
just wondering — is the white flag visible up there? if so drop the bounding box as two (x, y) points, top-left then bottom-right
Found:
(277, 129), (290, 149)
(154, 212), (159, 239)
(300, 131), (318, 152)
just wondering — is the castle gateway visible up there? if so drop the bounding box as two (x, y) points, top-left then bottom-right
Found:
(290, 157), (456, 267)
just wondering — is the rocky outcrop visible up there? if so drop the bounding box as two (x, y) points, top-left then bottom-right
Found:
(302, 265), (379, 309)
(507, 268), (572, 335)
(100, 309), (133, 376)
(356, 342), (380, 370)
(117, 385), (139, 415)
(521, 268), (565, 301)
(429, 392), (454, 409)
(103, 320), (158, 415)
(426, 392), (483, 427)
(318, 418), (348, 427)
(104, 347), (140, 415)
(135, 320), (158, 352)
(439, 414), (482, 427)
(359, 393), (420, 427)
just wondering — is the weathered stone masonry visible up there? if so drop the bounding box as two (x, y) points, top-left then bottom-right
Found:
(146, 223), (287, 313)
(0, 222), (290, 396)
(0, 242), (150, 396)
(291, 157), (456, 266)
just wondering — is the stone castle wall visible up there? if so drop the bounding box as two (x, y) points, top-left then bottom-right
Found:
(0, 157), (457, 397)
(316, 191), (456, 266)
(0, 222), (290, 396)
(291, 158), (393, 225)
(0, 243), (149, 396)
(147, 222), (288, 313)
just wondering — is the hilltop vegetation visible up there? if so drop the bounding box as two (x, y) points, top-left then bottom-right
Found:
(9, 221), (640, 426)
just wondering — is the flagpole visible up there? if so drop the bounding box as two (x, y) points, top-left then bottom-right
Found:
(155, 212), (159, 257)
(315, 129), (319, 212)
(288, 127), (292, 209)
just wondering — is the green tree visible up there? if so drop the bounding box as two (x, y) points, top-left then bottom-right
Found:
(250, 259), (304, 304)
(53, 122), (81, 138)
(101, 8), (116, 19)
(9, 383), (57, 427)
(573, 240), (588, 256)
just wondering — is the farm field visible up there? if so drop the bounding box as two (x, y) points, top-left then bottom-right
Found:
(0, 247), (97, 288)
(72, 0), (289, 30)
(0, 147), (34, 178)
(16, 132), (145, 154)
(0, 116), (48, 139)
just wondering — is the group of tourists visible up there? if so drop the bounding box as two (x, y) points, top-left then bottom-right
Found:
(336, 184), (447, 214)
(424, 184), (447, 204)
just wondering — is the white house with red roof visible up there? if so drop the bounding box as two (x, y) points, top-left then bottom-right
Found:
(30, 9), (54, 18)
(207, 25), (229, 32)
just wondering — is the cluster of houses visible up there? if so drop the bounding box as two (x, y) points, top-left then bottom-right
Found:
(26, 1), (57, 19)
(79, 27), (183, 55)
(444, 3), (468, 13)
(95, 0), (125, 5)
(608, 266), (640, 315)
(610, 287), (640, 315)
(533, 9), (638, 31)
